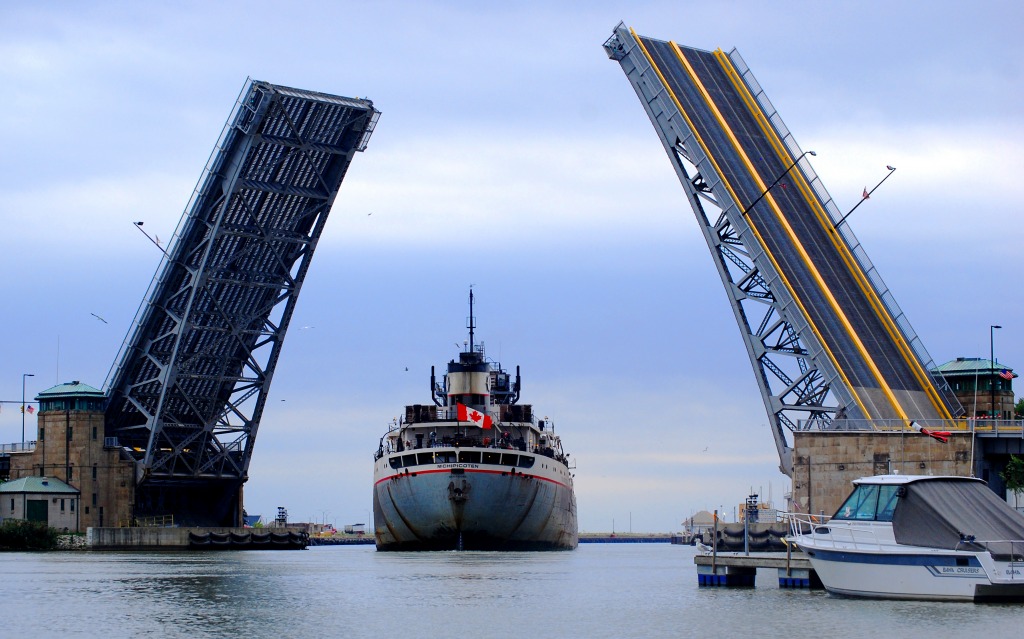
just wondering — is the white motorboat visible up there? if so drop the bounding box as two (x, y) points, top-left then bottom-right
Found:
(789, 474), (1024, 602)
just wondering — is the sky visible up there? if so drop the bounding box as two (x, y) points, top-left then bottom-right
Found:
(1, 0), (1021, 532)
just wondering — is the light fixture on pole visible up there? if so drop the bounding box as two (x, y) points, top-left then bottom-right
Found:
(22, 373), (35, 446)
(991, 325), (1002, 420)
(133, 221), (169, 257)
(834, 165), (896, 230)
(742, 150), (816, 216)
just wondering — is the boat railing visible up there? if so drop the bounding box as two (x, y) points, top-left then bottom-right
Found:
(787, 512), (892, 551)
(955, 537), (1024, 562)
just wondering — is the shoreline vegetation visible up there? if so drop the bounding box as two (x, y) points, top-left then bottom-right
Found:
(0, 520), (59, 551)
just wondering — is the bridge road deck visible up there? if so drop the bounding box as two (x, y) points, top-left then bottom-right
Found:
(636, 36), (951, 423)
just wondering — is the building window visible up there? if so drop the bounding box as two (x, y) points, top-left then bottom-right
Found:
(39, 427), (44, 441)
(70, 499), (75, 512)
(92, 465), (98, 480)
(92, 493), (98, 506)
(92, 426), (97, 440)
(9, 499), (13, 512)
(61, 499), (65, 512)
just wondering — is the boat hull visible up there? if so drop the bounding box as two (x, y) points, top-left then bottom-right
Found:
(373, 454), (577, 551)
(796, 544), (1024, 602)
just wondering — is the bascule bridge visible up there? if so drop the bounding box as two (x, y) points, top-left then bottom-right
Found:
(98, 81), (379, 525)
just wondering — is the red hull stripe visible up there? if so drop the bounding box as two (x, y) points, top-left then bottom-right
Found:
(374, 467), (571, 490)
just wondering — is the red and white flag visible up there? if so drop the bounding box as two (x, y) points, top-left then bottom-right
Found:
(457, 402), (492, 429)
(862, 187), (870, 199)
(26, 405), (35, 414)
(910, 421), (949, 443)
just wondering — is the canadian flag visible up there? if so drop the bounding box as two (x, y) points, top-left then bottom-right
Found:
(457, 402), (492, 429)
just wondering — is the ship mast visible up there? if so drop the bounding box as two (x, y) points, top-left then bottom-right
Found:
(467, 288), (475, 353)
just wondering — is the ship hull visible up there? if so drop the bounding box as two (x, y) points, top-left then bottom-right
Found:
(373, 450), (577, 551)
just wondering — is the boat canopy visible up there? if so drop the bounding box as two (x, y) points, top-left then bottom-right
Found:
(892, 478), (1024, 559)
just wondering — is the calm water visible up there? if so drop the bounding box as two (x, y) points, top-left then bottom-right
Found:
(4, 544), (1023, 637)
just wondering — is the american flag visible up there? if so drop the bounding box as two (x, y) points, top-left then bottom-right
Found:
(999, 369), (1014, 380)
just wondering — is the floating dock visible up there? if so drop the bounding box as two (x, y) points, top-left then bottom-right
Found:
(87, 527), (309, 550)
(694, 551), (822, 589)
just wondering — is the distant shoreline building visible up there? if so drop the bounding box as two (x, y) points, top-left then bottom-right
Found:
(932, 358), (1016, 419)
(1, 381), (134, 531)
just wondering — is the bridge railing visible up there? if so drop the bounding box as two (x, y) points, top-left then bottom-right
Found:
(0, 441), (37, 453)
(797, 418), (1024, 436)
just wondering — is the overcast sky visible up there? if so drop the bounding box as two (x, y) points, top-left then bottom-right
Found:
(1, 0), (1021, 531)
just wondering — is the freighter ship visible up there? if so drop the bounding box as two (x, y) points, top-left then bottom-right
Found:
(372, 291), (578, 551)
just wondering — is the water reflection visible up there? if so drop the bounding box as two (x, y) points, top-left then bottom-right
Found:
(3, 545), (1022, 638)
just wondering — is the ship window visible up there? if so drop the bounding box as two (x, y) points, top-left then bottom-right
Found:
(435, 451), (456, 463)
(501, 454), (519, 467)
(458, 451), (481, 464)
(389, 457), (401, 470)
(417, 452), (434, 465)
(518, 456), (535, 468)
(832, 484), (880, 521)
(402, 454), (417, 467)
(482, 452), (501, 465)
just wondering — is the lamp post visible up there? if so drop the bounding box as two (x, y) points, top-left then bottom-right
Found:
(133, 221), (169, 257)
(21, 373), (34, 446)
(834, 165), (896, 230)
(742, 150), (816, 216)
(991, 325), (1002, 420)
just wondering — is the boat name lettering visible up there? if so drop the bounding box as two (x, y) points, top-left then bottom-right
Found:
(935, 566), (981, 575)
(1005, 568), (1021, 576)
(436, 463), (480, 469)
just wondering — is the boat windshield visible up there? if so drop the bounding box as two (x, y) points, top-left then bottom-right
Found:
(833, 484), (900, 522)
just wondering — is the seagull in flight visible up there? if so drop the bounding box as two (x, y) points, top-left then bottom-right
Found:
(90, 313), (108, 324)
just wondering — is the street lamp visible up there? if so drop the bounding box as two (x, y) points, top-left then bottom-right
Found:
(133, 221), (169, 257)
(21, 373), (35, 446)
(742, 150), (816, 216)
(834, 165), (896, 230)
(991, 325), (1002, 420)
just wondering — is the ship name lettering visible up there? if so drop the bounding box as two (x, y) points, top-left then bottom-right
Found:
(436, 463), (480, 469)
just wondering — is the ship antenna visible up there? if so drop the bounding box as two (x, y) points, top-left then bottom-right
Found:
(467, 287), (475, 353)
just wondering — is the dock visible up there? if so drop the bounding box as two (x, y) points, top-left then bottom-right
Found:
(694, 550), (822, 589)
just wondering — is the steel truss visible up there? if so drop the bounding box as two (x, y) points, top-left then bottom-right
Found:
(105, 80), (379, 487)
(605, 29), (843, 475)
(606, 25), (961, 475)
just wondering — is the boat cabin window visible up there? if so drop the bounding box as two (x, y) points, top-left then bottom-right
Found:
(875, 485), (899, 522)
(389, 457), (402, 469)
(833, 484), (902, 521)
(435, 451), (456, 463)
(402, 454), (417, 467)
(417, 452), (435, 465)
(518, 455), (535, 468)
(483, 452), (501, 465)
(500, 453), (519, 466)
(459, 451), (481, 464)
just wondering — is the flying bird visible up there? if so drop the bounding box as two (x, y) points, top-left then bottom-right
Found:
(90, 313), (108, 324)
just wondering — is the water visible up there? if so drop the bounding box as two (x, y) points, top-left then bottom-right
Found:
(4, 544), (1023, 637)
